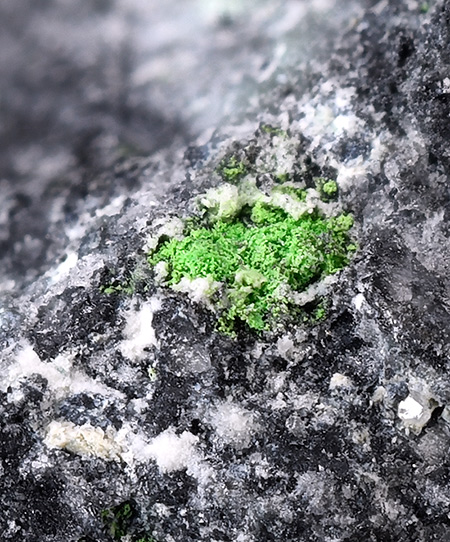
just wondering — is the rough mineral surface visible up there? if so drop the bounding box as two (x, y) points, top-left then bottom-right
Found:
(1, 1), (450, 541)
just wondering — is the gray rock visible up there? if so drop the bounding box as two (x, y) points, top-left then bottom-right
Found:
(1, 1), (450, 541)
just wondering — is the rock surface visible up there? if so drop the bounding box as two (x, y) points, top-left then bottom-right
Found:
(1, 1), (450, 541)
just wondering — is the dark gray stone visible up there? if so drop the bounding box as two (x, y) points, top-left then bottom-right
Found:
(1, 1), (450, 541)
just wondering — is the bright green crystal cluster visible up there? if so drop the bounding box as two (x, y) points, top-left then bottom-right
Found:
(148, 183), (355, 333)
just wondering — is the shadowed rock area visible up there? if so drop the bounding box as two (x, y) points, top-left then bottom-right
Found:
(1, 1), (450, 541)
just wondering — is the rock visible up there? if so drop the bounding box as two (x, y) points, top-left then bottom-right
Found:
(1, 1), (450, 541)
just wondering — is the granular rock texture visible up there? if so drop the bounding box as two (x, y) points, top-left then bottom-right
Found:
(1, 1), (450, 541)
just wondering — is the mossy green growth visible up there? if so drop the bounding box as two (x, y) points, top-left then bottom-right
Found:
(102, 501), (134, 540)
(217, 156), (247, 182)
(322, 180), (338, 196)
(101, 282), (134, 295)
(275, 172), (290, 183)
(148, 201), (355, 333)
(315, 177), (338, 199)
(260, 124), (287, 137)
(313, 300), (327, 321)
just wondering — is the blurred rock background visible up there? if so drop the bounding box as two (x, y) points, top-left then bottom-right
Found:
(1, 1), (450, 541)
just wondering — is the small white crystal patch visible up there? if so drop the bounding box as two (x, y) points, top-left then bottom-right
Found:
(44, 421), (124, 461)
(398, 396), (424, 421)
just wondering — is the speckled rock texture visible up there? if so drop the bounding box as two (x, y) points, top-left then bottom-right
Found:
(1, 1), (450, 541)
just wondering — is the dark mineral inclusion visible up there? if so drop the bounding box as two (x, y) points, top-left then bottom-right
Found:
(1, 1), (450, 541)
